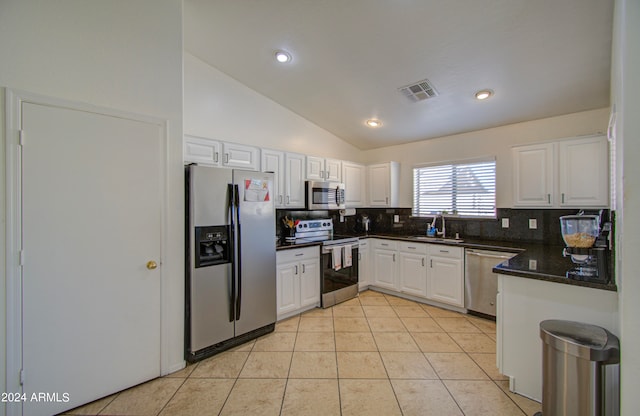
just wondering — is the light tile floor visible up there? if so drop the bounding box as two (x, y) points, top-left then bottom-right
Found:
(62, 290), (541, 416)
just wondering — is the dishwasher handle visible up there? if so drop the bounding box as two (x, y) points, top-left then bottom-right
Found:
(465, 250), (515, 260)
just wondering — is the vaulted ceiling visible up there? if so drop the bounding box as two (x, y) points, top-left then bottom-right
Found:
(184, 0), (613, 150)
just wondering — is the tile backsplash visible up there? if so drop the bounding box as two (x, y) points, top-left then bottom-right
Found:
(278, 207), (613, 246)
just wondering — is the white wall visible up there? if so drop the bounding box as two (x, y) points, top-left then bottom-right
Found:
(362, 108), (610, 207)
(184, 52), (363, 162)
(613, 0), (640, 414)
(0, 2), (184, 413)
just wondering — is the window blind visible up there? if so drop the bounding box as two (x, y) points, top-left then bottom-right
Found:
(413, 159), (496, 217)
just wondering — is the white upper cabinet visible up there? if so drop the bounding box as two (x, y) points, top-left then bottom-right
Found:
(306, 156), (342, 182)
(513, 135), (609, 208)
(184, 135), (221, 166)
(222, 142), (260, 170)
(558, 136), (609, 207)
(284, 153), (306, 208)
(184, 136), (260, 170)
(342, 161), (366, 207)
(262, 149), (285, 208)
(512, 143), (555, 207)
(368, 162), (399, 207)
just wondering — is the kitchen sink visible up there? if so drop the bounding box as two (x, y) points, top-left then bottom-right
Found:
(410, 236), (464, 243)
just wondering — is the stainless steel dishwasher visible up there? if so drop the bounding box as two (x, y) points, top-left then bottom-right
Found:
(464, 249), (517, 317)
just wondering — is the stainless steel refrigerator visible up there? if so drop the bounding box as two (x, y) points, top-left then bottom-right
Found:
(185, 165), (276, 362)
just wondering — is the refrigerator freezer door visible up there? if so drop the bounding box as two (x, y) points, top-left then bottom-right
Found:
(190, 263), (234, 351)
(232, 170), (277, 336)
(190, 165), (233, 227)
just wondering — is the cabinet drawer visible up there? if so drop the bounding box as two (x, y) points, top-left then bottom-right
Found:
(427, 244), (463, 259)
(399, 241), (428, 254)
(372, 239), (398, 250)
(277, 246), (319, 264)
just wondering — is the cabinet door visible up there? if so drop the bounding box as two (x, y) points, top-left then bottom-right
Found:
(184, 135), (221, 166)
(399, 252), (427, 297)
(285, 153), (306, 208)
(342, 161), (366, 207)
(373, 248), (397, 290)
(512, 143), (554, 207)
(299, 259), (320, 308)
(358, 241), (370, 289)
(306, 156), (325, 181)
(427, 256), (463, 307)
(222, 142), (259, 170)
(325, 158), (342, 182)
(368, 163), (390, 206)
(262, 149), (285, 207)
(558, 136), (609, 207)
(276, 262), (299, 317)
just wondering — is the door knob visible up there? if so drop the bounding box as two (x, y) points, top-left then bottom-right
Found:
(146, 260), (158, 270)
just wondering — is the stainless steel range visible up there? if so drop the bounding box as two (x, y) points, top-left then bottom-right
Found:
(295, 219), (359, 307)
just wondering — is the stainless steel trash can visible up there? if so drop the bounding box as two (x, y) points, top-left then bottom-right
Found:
(538, 320), (619, 416)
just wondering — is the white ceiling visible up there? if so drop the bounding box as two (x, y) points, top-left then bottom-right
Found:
(184, 0), (613, 150)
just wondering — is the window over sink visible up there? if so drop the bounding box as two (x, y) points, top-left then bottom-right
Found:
(412, 158), (496, 217)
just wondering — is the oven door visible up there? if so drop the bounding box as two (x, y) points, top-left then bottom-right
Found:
(321, 244), (358, 307)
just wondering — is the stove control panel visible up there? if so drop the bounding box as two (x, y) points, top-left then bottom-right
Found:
(297, 219), (333, 232)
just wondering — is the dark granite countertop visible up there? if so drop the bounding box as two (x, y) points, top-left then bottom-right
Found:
(280, 232), (616, 292)
(276, 240), (322, 251)
(492, 245), (617, 292)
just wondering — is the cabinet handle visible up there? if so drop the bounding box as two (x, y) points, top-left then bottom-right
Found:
(386, 197), (389, 205)
(422, 258), (425, 267)
(381, 243), (388, 247)
(302, 264), (306, 273)
(439, 250), (449, 253)
(295, 265), (298, 275)
(295, 253), (304, 257)
(430, 259), (433, 268)
(224, 153), (229, 163)
(287, 195), (290, 204)
(547, 194), (551, 203)
(407, 246), (416, 250)
(393, 254), (396, 262)
(562, 193), (565, 203)
(214, 152), (219, 163)
(279, 195), (283, 204)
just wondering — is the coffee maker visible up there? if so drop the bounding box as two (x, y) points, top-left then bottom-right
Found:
(560, 210), (611, 284)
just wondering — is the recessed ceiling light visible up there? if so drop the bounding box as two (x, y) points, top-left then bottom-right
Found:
(475, 89), (493, 100)
(366, 119), (382, 128)
(275, 50), (292, 63)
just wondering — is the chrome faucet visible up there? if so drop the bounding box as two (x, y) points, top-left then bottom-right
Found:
(436, 214), (446, 239)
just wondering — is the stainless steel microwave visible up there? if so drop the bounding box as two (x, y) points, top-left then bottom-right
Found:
(306, 181), (346, 210)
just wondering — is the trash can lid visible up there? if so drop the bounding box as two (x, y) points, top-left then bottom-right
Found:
(539, 320), (619, 363)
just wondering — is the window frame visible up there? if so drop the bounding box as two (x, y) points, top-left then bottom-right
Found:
(412, 156), (497, 219)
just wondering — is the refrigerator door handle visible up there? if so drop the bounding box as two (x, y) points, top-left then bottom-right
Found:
(227, 183), (236, 323)
(234, 184), (242, 320)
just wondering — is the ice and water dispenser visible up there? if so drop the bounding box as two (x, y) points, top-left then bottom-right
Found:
(194, 225), (230, 268)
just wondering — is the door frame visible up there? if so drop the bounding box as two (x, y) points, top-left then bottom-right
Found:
(4, 89), (171, 415)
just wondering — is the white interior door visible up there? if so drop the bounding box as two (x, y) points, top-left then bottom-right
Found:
(20, 101), (163, 416)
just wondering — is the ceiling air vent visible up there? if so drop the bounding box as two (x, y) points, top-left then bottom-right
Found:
(398, 79), (438, 102)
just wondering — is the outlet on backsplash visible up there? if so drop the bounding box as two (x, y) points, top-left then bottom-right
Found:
(529, 219), (537, 229)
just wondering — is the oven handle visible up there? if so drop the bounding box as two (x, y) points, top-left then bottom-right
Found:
(321, 243), (359, 254)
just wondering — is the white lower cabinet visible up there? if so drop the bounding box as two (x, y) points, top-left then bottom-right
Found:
(365, 239), (464, 308)
(358, 240), (371, 290)
(276, 246), (320, 319)
(372, 239), (399, 291)
(399, 242), (428, 297)
(426, 245), (464, 307)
